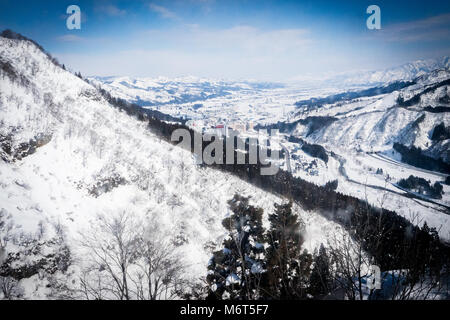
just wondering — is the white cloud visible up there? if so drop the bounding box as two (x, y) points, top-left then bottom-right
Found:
(144, 25), (311, 55)
(376, 13), (450, 43)
(54, 25), (316, 80)
(57, 35), (85, 42)
(148, 3), (177, 19)
(97, 5), (127, 17)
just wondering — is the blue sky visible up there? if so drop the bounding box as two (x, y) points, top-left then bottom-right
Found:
(1, 0), (450, 80)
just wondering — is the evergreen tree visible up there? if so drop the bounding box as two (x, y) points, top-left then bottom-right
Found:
(309, 244), (332, 298)
(207, 194), (266, 300)
(324, 179), (338, 191)
(263, 201), (312, 299)
(431, 182), (444, 199)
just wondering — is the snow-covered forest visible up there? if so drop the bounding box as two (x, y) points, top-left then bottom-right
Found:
(1, 30), (449, 300)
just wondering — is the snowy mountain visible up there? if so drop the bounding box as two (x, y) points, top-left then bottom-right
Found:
(270, 68), (450, 240)
(89, 57), (450, 131)
(0, 33), (345, 299)
(292, 70), (450, 162)
(88, 75), (284, 107)
(1, 29), (449, 300)
(92, 58), (450, 104)
(85, 43), (450, 239)
(89, 54), (450, 238)
(289, 56), (450, 87)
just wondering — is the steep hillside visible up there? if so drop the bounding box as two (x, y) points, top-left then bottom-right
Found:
(253, 69), (450, 242)
(0, 34), (345, 299)
(88, 48), (450, 242)
(300, 71), (450, 163)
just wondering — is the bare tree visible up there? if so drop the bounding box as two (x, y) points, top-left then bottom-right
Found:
(328, 228), (374, 300)
(78, 211), (186, 300)
(131, 222), (186, 300)
(0, 276), (22, 300)
(0, 209), (13, 265)
(79, 212), (141, 300)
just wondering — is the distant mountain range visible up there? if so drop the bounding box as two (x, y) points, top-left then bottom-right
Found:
(90, 56), (450, 109)
(289, 56), (450, 87)
(335, 56), (450, 85)
(88, 75), (284, 106)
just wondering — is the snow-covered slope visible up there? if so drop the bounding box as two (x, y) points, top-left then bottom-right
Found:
(298, 70), (450, 161)
(88, 54), (450, 242)
(279, 69), (450, 240)
(0, 35), (346, 299)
